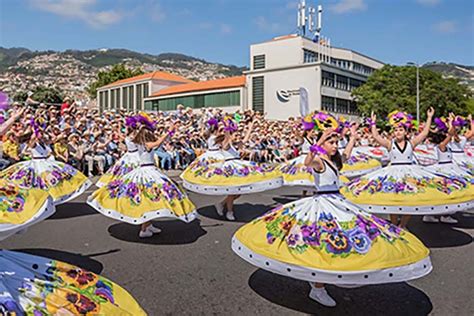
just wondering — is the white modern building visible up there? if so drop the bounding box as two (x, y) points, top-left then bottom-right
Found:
(245, 34), (384, 120)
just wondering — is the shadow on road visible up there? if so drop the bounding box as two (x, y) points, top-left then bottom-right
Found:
(48, 202), (97, 220)
(407, 216), (472, 248)
(197, 203), (272, 223)
(13, 248), (107, 274)
(108, 220), (207, 245)
(248, 269), (433, 316)
(451, 211), (474, 229)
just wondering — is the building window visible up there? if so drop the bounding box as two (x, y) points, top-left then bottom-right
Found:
(128, 86), (134, 111)
(104, 90), (109, 110)
(115, 88), (120, 110)
(253, 55), (266, 70)
(122, 87), (128, 109)
(322, 71), (335, 88)
(136, 84), (142, 111)
(303, 49), (318, 63)
(143, 83), (149, 98)
(336, 98), (349, 113)
(336, 75), (349, 91)
(151, 90), (241, 111)
(252, 76), (264, 113)
(322, 96), (335, 112)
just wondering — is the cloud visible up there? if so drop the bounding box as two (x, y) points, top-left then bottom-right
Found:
(150, 1), (166, 22)
(30, 0), (123, 28)
(416, 0), (441, 6)
(220, 23), (232, 34)
(198, 22), (213, 30)
(254, 16), (283, 33)
(329, 0), (367, 14)
(433, 20), (457, 33)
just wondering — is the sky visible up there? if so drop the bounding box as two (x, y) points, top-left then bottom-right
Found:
(1, 0), (473, 67)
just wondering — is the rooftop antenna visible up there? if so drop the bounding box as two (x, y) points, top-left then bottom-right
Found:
(297, 0), (307, 36)
(297, 1), (322, 41)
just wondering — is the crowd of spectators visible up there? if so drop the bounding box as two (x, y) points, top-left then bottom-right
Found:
(0, 100), (378, 175)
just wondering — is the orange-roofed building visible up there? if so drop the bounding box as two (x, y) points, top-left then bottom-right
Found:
(97, 71), (194, 112)
(143, 76), (247, 112)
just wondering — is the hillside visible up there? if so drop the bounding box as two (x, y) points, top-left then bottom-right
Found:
(422, 62), (474, 91)
(0, 47), (247, 103)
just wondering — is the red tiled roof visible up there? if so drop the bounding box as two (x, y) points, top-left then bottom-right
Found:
(100, 71), (194, 89)
(149, 76), (246, 98)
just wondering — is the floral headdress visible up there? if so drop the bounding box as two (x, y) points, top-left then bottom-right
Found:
(136, 112), (156, 130)
(207, 117), (219, 128)
(453, 115), (468, 128)
(30, 117), (46, 137)
(223, 115), (238, 132)
(125, 116), (138, 129)
(301, 111), (340, 132)
(433, 117), (448, 132)
(387, 110), (414, 129)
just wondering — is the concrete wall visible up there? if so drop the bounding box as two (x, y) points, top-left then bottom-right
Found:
(248, 65), (322, 121)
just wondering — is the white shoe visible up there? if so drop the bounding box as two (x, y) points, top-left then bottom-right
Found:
(139, 228), (153, 238)
(308, 287), (336, 307)
(148, 225), (162, 234)
(440, 215), (458, 224)
(226, 211), (235, 221)
(422, 215), (439, 223)
(215, 201), (225, 216)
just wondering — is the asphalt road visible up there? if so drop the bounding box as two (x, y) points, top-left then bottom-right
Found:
(1, 175), (473, 316)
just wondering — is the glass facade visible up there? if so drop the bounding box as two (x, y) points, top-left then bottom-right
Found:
(303, 48), (376, 76)
(322, 95), (358, 115)
(322, 70), (365, 92)
(144, 90), (241, 112)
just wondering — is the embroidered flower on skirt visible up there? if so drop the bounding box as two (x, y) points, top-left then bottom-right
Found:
(4, 164), (78, 190)
(347, 174), (468, 196)
(258, 205), (405, 257)
(107, 178), (186, 206)
(18, 261), (117, 315)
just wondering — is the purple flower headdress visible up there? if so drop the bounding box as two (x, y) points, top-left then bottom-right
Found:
(453, 115), (468, 128)
(136, 112), (156, 130)
(30, 117), (46, 137)
(223, 116), (238, 132)
(125, 116), (138, 129)
(387, 110), (413, 129)
(433, 117), (448, 132)
(207, 117), (219, 128)
(301, 111), (340, 132)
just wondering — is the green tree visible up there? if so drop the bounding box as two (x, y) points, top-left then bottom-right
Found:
(87, 64), (144, 98)
(13, 87), (63, 104)
(352, 65), (473, 119)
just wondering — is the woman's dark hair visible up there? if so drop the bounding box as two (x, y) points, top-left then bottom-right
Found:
(316, 131), (343, 170)
(428, 130), (446, 145)
(215, 134), (226, 145)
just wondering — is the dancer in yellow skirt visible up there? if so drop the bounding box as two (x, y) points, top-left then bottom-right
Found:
(342, 108), (473, 228)
(88, 113), (196, 238)
(232, 112), (431, 307)
(0, 118), (91, 205)
(181, 116), (282, 221)
(96, 117), (140, 188)
(0, 109), (55, 240)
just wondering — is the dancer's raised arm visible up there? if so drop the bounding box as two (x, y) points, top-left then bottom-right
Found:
(370, 111), (391, 149)
(412, 107), (434, 147)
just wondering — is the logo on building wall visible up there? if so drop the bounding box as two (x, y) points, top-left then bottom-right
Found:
(276, 89), (300, 102)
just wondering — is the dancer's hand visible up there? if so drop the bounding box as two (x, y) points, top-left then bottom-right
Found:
(350, 122), (360, 138)
(370, 111), (376, 124)
(427, 107), (435, 118)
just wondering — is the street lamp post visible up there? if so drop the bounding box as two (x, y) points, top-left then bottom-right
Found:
(407, 62), (420, 123)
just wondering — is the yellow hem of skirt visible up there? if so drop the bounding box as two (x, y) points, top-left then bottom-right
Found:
(341, 159), (381, 173)
(342, 186), (474, 206)
(234, 224), (429, 271)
